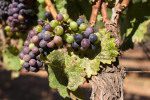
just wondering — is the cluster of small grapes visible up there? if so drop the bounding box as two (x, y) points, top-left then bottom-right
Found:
(0, 0), (10, 20)
(5, 0), (36, 33)
(20, 13), (99, 72)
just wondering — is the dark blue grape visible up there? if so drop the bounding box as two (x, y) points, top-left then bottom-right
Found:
(38, 32), (44, 40)
(81, 38), (90, 49)
(76, 18), (84, 25)
(39, 40), (47, 48)
(29, 51), (35, 59)
(89, 34), (97, 43)
(74, 34), (83, 43)
(91, 44), (96, 50)
(72, 42), (79, 49)
(23, 62), (30, 68)
(30, 66), (38, 72)
(39, 48), (44, 53)
(37, 60), (43, 68)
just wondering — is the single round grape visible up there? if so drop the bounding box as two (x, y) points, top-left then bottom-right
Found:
(63, 13), (69, 22)
(30, 66), (38, 72)
(20, 59), (25, 65)
(54, 26), (64, 36)
(23, 62), (30, 68)
(65, 34), (74, 44)
(53, 36), (63, 47)
(18, 15), (24, 22)
(31, 47), (39, 55)
(29, 59), (36, 66)
(56, 13), (64, 21)
(12, 8), (19, 14)
(79, 23), (87, 31)
(13, 13), (18, 19)
(72, 42), (79, 49)
(39, 48), (44, 53)
(23, 47), (30, 54)
(8, 16), (13, 21)
(50, 20), (59, 28)
(35, 25), (42, 33)
(23, 54), (31, 62)
(44, 24), (52, 31)
(29, 51), (35, 59)
(69, 21), (78, 31)
(29, 43), (35, 50)
(81, 38), (91, 49)
(89, 34), (97, 43)
(86, 27), (94, 34)
(37, 60), (43, 68)
(39, 40), (47, 48)
(24, 40), (30, 46)
(17, 3), (25, 10)
(74, 34), (83, 43)
(83, 30), (91, 38)
(31, 36), (39, 44)
(43, 32), (51, 41)
(47, 41), (55, 48)
(19, 52), (24, 59)
(76, 18), (84, 25)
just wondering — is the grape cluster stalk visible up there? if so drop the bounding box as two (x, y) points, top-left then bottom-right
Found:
(19, 13), (99, 72)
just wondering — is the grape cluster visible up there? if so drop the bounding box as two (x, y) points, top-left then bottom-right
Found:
(20, 13), (99, 72)
(5, 0), (36, 33)
(0, 0), (10, 20)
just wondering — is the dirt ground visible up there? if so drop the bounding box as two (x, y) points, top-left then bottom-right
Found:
(0, 43), (150, 100)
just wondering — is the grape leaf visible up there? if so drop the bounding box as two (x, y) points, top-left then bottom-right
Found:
(2, 47), (21, 71)
(37, 0), (45, 19)
(132, 19), (150, 44)
(82, 58), (100, 78)
(47, 50), (69, 98)
(65, 52), (86, 91)
(53, 0), (67, 14)
(95, 29), (119, 64)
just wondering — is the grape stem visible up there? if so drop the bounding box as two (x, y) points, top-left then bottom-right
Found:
(89, 0), (102, 27)
(45, 0), (57, 19)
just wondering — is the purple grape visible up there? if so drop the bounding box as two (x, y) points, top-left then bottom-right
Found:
(31, 47), (39, 54)
(89, 34), (97, 43)
(81, 38), (90, 49)
(12, 8), (19, 14)
(56, 13), (64, 21)
(43, 32), (51, 41)
(39, 40), (47, 48)
(23, 54), (31, 62)
(76, 18), (84, 25)
(23, 47), (30, 54)
(39, 48), (43, 53)
(74, 34), (83, 43)
(72, 42), (79, 49)
(19, 52), (24, 59)
(29, 59), (36, 66)
(12, 2), (18, 7)
(37, 60), (43, 68)
(86, 27), (94, 34)
(29, 51), (35, 59)
(36, 55), (41, 60)
(29, 30), (36, 38)
(24, 40), (30, 46)
(13, 13), (18, 19)
(31, 36), (39, 44)
(83, 31), (91, 38)
(47, 41), (55, 48)
(23, 62), (30, 68)
(38, 19), (44, 26)
(8, 16), (13, 21)
(17, 3), (25, 10)
(44, 24), (52, 31)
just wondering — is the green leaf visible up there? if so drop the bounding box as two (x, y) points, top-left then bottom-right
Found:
(2, 47), (21, 71)
(65, 53), (86, 91)
(96, 29), (119, 64)
(82, 58), (100, 78)
(54, 0), (67, 14)
(37, 0), (45, 19)
(47, 50), (69, 98)
(132, 19), (150, 43)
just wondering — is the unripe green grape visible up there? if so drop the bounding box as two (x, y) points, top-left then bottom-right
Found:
(54, 26), (64, 35)
(63, 13), (69, 22)
(5, 26), (11, 32)
(69, 21), (78, 31)
(79, 23), (87, 31)
(64, 34), (74, 44)
(35, 25), (42, 33)
(29, 43), (35, 50)
(50, 20), (59, 28)
(20, 59), (25, 65)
